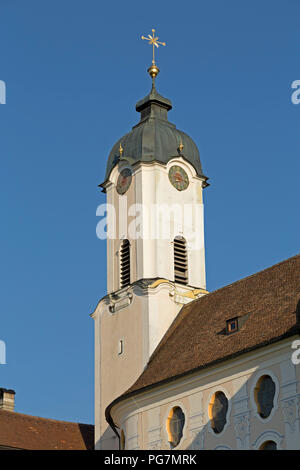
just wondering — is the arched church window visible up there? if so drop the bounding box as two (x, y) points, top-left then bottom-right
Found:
(254, 375), (276, 419)
(120, 239), (130, 288)
(259, 440), (277, 450)
(166, 406), (185, 448)
(208, 391), (228, 434)
(173, 237), (188, 285)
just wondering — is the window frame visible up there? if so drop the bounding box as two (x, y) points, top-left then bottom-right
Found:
(164, 402), (187, 449)
(206, 387), (231, 437)
(208, 390), (229, 435)
(250, 370), (279, 424)
(252, 430), (283, 450)
(226, 317), (239, 334)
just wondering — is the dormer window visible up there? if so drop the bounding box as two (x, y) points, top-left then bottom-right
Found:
(226, 317), (238, 334)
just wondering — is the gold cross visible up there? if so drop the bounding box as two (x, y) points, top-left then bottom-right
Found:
(141, 29), (166, 65)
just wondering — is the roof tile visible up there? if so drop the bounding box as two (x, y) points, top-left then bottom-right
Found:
(0, 410), (94, 450)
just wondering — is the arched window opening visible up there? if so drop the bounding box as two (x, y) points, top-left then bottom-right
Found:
(259, 440), (277, 450)
(208, 391), (228, 434)
(120, 239), (130, 288)
(174, 237), (188, 285)
(166, 406), (185, 449)
(254, 375), (276, 419)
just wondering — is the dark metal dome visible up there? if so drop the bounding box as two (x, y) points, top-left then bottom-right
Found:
(101, 85), (205, 186)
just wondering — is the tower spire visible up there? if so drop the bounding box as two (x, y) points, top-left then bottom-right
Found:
(141, 28), (166, 87)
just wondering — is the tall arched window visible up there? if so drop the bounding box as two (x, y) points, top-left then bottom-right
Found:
(173, 237), (188, 285)
(120, 239), (130, 288)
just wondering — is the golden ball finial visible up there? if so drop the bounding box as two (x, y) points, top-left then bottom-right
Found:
(147, 64), (160, 79)
(141, 29), (166, 86)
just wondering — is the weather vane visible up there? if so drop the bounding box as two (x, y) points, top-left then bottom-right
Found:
(141, 28), (166, 84)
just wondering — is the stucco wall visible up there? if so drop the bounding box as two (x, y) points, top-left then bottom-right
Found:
(111, 337), (300, 450)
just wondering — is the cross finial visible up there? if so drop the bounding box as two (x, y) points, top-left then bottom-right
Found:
(141, 28), (166, 65)
(141, 28), (166, 85)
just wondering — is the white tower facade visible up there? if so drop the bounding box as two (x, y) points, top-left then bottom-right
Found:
(92, 78), (208, 450)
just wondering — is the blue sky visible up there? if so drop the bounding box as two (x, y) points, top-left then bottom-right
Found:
(0, 0), (299, 424)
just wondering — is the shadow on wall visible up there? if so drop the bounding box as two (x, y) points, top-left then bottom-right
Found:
(95, 425), (119, 451)
(184, 359), (298, 451)
(99, 326), (300, 451)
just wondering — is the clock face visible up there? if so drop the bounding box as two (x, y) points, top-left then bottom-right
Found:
(168, 166), (189, 191)
(116, 168), (132, 195)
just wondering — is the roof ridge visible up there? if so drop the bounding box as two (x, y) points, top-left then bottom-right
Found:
(204, 252), (300, 297)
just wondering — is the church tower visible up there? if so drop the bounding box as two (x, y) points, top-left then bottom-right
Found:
(92, 32), (208, 450)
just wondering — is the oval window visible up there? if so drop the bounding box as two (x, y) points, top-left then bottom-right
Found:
(166, 406), (185, 448)
(208, 391), (228, 434)
(254, 375), (276, 419)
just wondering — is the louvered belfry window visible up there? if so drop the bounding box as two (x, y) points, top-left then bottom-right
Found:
(120, 239), (130, 288)
(174, 237), (188, 285)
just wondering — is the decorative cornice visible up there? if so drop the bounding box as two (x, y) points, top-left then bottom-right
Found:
(91, 278), (208, 317)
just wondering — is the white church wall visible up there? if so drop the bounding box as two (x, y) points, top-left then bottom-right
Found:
(110, 337), (300, 450)
(92, 277), (205, 449)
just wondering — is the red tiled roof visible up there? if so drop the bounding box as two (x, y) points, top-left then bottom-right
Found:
(0, 410), (94, 450)
(107, 254), (300, 421)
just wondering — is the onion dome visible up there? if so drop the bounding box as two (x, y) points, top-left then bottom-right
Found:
(101, 59), (207, 189)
